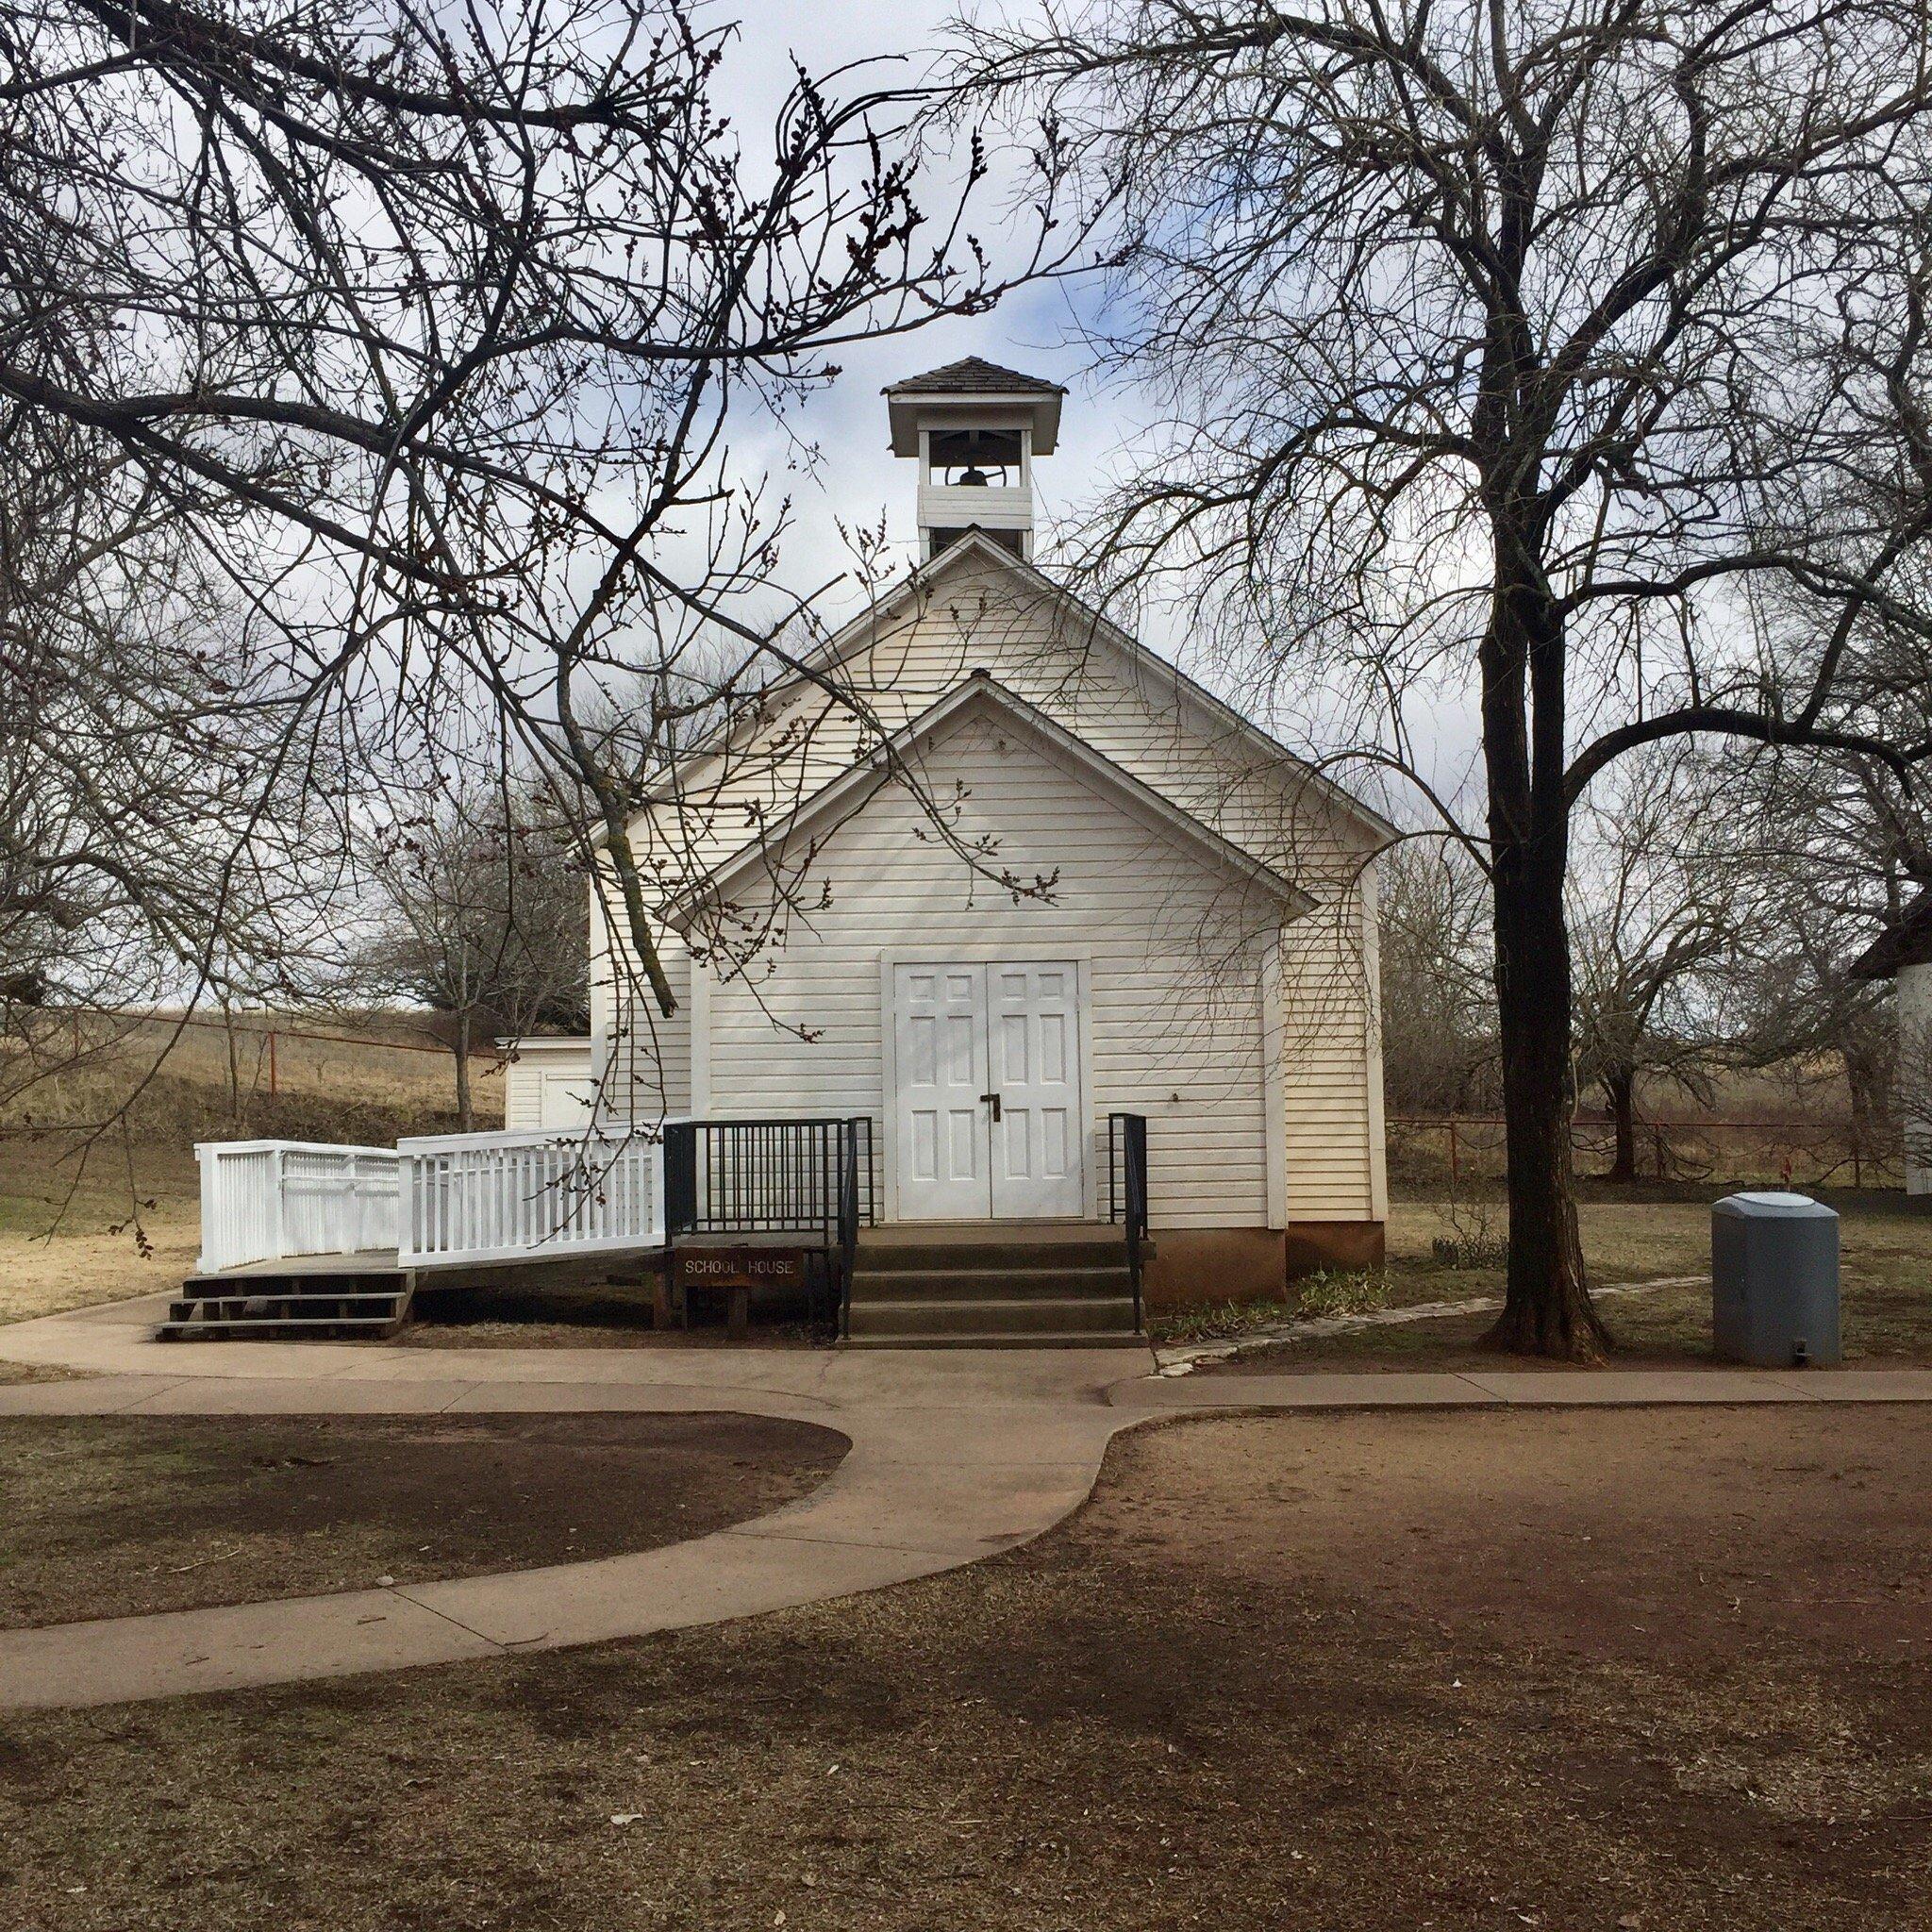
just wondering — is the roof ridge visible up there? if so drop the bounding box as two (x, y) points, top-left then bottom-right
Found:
(628, 529), (1397, 846)
(659, 671), (1311, 930)
(884, 355), (1066, 396)
(1850, 888), (1932, 978)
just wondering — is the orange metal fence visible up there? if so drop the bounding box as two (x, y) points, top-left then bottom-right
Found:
(1391, 1115), (1904, 1191)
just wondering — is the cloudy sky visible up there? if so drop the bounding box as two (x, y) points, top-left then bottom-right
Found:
(712, 2), (1114, 604)
(701, 2), (1484, 819)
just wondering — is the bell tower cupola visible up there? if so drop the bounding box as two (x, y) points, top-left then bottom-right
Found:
(884, 357), (1066, 563)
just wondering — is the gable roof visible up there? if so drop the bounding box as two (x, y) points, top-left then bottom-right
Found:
(660, 673), (1314, 934)
(884, 357), (1066, 398)
(640, 527), (1398, 850)
(1850, 892), (1932, 979)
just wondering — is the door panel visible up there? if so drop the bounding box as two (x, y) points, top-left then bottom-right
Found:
(892, 964), (991, 1219)
(891, 960), (1086, 1221)
(539, 1074), (597, 1130)
(987, 963), (1085, 1217)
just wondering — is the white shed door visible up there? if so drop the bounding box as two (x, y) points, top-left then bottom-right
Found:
(538, 1072), (597, 1130)
(892, 961), (1084, 1221)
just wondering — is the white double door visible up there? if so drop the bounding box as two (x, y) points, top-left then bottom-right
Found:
(891, 961), (1085, 1220)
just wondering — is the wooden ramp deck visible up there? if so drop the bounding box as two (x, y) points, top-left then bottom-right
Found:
(164, 1245), (671, 1341)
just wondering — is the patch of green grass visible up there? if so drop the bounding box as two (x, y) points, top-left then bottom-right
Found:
(1294, 1268), (1391, 1319)
(1151, 1268), (1391, 1343)
(1150, 1297), (1297, 1344)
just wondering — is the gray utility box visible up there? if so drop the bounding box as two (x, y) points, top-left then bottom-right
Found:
(1711, 1191), (1841, 1367)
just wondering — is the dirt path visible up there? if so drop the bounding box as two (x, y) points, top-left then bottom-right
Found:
(1102, 1405), (1932, 1661)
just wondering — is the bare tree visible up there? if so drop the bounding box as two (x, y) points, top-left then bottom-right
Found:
(0, 411), (348, 1120)
(0, 0), (1080, 1126)
(350, 783), (590, 1128)
(959, 0), (1932, 1355)
(1569, 749), (1768, 1181)
(1377, 837), (1497, 1118)
(1726, 745), (1932, 1149)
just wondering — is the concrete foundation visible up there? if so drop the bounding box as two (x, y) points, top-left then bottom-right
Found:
(1286, 1220), (1388, 1278)
(1140, 1223), (1387, 1309)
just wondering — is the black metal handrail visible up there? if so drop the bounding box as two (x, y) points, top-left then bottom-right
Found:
(662, 1116), (874, 1330)
(663, 1120), (697, 1235)
(837, 1117), (866, 1339)
(1107, 1111), (1148, 1332)
(663, 1117), (872, 1237)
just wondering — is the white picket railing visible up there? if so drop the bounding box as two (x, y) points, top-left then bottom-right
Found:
(395, 1126), (664, 1269)
(195, 1141), (402, 1274)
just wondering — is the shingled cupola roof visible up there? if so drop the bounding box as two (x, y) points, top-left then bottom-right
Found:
(884, 356), (1066, 456)
(1849, 891), (1932, 980)
(886, 356), (1066, 397)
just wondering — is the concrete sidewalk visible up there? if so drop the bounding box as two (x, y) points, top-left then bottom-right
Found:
(4, 1291), (1929, 1709)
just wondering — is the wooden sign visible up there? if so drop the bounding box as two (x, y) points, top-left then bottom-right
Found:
(673, 1245), (806, 1291)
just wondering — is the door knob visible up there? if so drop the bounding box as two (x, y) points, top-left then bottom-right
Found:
(979, 1092), (1003, 1122)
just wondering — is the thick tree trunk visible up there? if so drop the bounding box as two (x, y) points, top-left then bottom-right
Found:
(1476, 547), (1611, 1360)
(1841, 1042), (1888, 1157)
(1604, 1067), (1638, 1182)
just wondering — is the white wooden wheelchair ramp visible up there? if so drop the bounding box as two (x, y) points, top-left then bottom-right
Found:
(173, 1129), (668, 1341)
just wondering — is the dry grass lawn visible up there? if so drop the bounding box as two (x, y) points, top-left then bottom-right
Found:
(0, 1153), (204, 1357)
(1387, 1187), (1840, 1299)
(1397, 1193), (1680, 1286)
(1197, 1185), (1932, 1371)
(0, 1412), (844, 1627)
(2, 1405), (1927, 1929)
(0, 1217), (199, 1328)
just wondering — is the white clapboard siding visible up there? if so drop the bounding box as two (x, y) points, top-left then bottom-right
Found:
(196, 1141), (401, 1273)
(606, 541), (1387, 1224)
(699, 715), (1279, 1228)
(594, 894), (693, 1128)
(636, 548), (1371, 889)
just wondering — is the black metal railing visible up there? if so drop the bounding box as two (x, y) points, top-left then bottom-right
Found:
(1107, 1111), (1148, 1332)
(662, 1117), (875, 1328)
(837, 1120), (865, 1340)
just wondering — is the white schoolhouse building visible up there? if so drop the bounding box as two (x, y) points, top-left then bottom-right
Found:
(507, 358), (1392, 1341)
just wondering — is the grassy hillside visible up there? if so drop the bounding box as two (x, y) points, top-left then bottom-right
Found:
(0, 1014), (506, 1332)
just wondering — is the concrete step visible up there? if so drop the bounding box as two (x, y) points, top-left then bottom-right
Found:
(848, 1295), (1139, 1338)
(843, 1226), (1144, 1346)
(156, 1314), (408, 1341)
(848, 1264), (1130, 1303)
(855, 1236), (1132, 1273)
